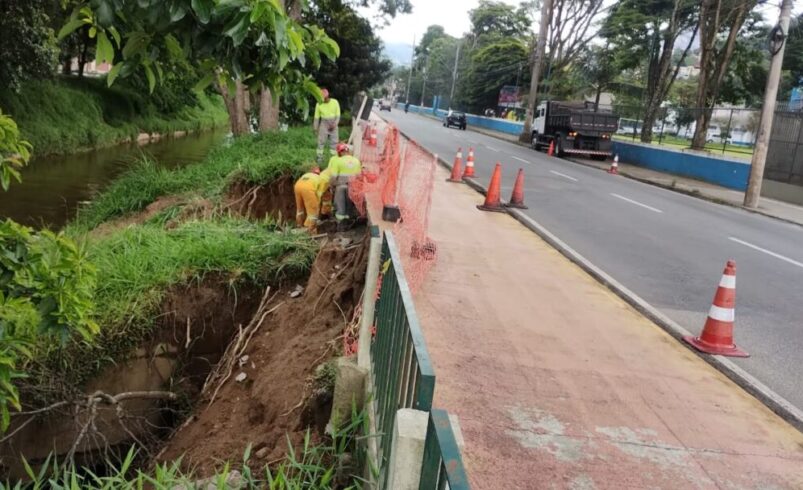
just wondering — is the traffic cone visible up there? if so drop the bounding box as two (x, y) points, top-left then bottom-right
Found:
(607, 154), (619, 174)
(462, 147), (476, 178)
(547, 140), (555, 156)
(477, 163), (505, 213)
(505, 168), (527, 209)
(683, 260), (748, 357)
(447, 147), (463, 182)
(370, 125), (378, 147)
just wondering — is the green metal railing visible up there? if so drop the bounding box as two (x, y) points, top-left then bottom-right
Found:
(372, 232), (436, 486)
(370, 232), (469, 489)
(420, 409), (470, 490)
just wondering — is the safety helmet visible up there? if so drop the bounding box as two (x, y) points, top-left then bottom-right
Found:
(335, 142), (349, 155)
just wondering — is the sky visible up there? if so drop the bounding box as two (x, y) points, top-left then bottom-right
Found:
(358, 0), (524, 46)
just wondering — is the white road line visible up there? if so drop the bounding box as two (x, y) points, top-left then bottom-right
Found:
(610, 193), (663, 213)
(728, 237), (803, 269)
(550, 170), (578, 182)
(486, 145), (500, 152)
(512, 156), (530, 164)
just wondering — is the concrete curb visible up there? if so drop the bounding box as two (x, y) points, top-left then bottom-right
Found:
(563, 157), (803, 229)
(381, 111), (803, 432)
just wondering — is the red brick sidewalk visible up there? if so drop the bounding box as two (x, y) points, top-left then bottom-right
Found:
(414, 165), (803, 489)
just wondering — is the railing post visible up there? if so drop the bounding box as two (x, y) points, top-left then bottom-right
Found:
(358, 227), (383, 369)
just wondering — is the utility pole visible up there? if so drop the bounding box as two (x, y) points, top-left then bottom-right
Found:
(744, 0), (792, 208)
(405, 34), (416, 104)
(519, 0), (553, 143)
(449, 42), (462, 105)
(421, 65), (428, 107)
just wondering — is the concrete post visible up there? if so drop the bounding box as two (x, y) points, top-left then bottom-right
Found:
(385, 409), (429, 490)
(358, 232), (383, 369)
(744, 0), (793, 208)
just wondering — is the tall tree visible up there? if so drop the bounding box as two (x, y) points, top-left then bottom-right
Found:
(463, 38), (529, 112)
(783, 14), (803, 83)
(543, 0), (605, 74)
(304, 0), (391, 117)
(603, 0), (698, 142)
(0, 0), (58, 91)
(690, 0), (758, 150)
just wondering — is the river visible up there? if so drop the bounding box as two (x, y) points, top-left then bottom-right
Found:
(0, 129), (229, 229)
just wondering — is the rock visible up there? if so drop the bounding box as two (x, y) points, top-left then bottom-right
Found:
(255, 447), (269, 459)
(235, 372), (247, 382)
(289, 285), (304, 298)
(238, 355), (249, 367)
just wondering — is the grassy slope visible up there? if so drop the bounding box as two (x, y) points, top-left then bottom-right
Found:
(69, 127), (319, 232)
(0, 78), (228, 156)
(31, 127), (320, 393)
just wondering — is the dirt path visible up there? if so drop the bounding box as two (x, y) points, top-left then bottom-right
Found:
(415, 166), (803, 489)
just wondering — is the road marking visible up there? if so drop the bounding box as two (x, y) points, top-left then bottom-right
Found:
(550, 170), (578, 182)
(610, 193), (663, 213)
(512, 156), (530, 164)
(486, 145), (500, 152)
(728, 237), (803, 269)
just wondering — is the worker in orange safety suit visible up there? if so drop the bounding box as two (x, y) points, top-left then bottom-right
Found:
(294, 167), (322, 231)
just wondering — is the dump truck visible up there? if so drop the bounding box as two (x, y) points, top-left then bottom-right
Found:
(530, 101), (619, 160)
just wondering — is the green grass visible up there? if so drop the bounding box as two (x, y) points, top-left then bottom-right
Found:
(612, 133), (753, 160)
(32, 217), (317, 394)
(0, 78), (228, 156)
(69, 127), (319, 233)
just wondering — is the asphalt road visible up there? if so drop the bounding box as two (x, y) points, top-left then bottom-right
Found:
(380, 109), (803, 412)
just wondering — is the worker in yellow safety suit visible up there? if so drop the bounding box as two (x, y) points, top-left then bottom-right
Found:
(327, 142), (362, 222)
(313, 88), (340, 164)
(294, 167), (322, 231)
(317, 167), (333, 217)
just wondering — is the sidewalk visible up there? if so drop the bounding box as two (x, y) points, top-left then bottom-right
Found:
(414, 165), (803, 488)
(436, 115), (803, 227)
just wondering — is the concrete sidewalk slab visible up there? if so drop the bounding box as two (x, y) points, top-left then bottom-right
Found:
(415, 165), (803, 489)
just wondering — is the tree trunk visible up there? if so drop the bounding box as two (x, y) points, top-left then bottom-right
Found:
(234, 80), (249, 135)
(640, 100), (661, 143)
(218, 80), (249, 136)
(62, 59), (72, 75)
(691, 0), (755, 150)
(78, 41), (88, 78)
(594, 85), (602, 112)
(259, 86), (280, 132)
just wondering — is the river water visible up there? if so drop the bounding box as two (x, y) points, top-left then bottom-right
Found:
(0, 129), (229, 229)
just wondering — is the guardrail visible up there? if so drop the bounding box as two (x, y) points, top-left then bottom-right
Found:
(420, 409), (470, 490)
(371, 231), (469, 489)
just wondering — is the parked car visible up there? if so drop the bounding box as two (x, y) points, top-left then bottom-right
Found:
(443, 111), (467, 130)
(379, 99), (392, 112)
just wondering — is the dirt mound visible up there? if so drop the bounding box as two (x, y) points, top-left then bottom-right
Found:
(227, 176), (297, 223)
(156, 233), (368, 474)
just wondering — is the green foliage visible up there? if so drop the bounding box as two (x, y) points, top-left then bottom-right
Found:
(0, 110), (32, 191)
(303, 0), (392, 117)
(0, 0), (59, 91)
(0, 77), (228, 156)
(468, 0), (530, 43)
(4, 407), (369, 488)
(785, 15), (803, 84)
(463, 39), (528, 112)
(70, 127), (318, 231)
(0, 219), (98, 430)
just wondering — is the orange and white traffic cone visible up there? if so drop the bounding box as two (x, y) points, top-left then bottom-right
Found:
(683, 260), (748, 357)
(477, 163), (505, 213)
(447, 147), (463, 182)
(547, 140), (555, 156)
(462, 147), (476, 178)
(505, 168), (527, 209)
(607, 154), (619, 174)
(369, 125), (378, 147)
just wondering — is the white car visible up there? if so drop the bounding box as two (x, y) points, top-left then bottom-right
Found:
(379, 100), (392, 112)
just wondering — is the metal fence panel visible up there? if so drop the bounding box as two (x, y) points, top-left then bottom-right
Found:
(419, 409), (470, 490)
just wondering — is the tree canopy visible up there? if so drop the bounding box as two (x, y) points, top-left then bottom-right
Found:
(0, 0), (59, 91)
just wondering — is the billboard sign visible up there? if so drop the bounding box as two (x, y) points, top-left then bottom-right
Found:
(498, 85), (521, 108)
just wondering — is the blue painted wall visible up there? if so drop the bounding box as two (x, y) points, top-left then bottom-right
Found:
(392, 103), (750, 191)
(396, 103), (524, 135)
(612, 141), (751, 191)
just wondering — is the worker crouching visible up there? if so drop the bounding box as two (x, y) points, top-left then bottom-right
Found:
(294, 167), (322, 232)
(328, 142), (362, 223)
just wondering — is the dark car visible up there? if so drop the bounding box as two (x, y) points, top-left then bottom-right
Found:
(443, 111), (467, 130)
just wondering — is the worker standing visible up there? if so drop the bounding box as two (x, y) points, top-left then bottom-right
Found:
(294, 167), (322, 232)
(327, 142), (362, 223)
(313, 89), (340, 164)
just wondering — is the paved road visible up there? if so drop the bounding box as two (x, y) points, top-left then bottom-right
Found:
(381, 109), (803, 412)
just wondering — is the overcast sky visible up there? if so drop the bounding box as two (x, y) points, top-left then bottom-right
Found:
(361, 0), (802, 47)
(358, 0), (524, 46)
